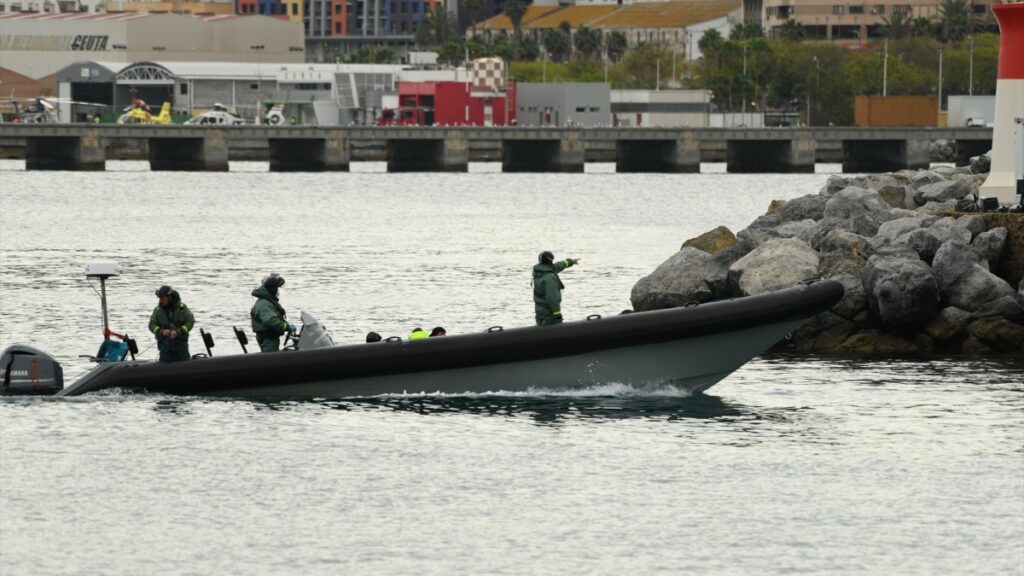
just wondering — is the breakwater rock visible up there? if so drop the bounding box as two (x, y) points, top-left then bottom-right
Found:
(632, 167), (1024, 354)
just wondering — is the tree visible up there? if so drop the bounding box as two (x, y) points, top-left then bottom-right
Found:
(910, 17), (934, 38)
(543, 27), (571, 63)
(617, 42), (674, 89)
(438, 37), (466, 64)
(699, 29), (724, 55)
(462, 0), (484, 36)
(882, 11), (911, 39)
(503, 0), (528, 37)
(938, 0), (974, 42)
(573, 25), (601, 61)
(416, 4), (455, 47)
(730, 22), (764, 40)
(779, 19), (805, 41)
(516, 34), (540, 61)
(606, 31), (628, 62)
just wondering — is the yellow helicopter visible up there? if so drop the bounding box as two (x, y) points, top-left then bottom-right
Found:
(116, 99), (173, 125)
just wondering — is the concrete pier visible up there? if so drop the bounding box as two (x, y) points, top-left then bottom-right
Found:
(727, 133), (815, 173)
(25, 130), (104, 170)
(269, 136), (349, 172)
(149, 132), (228, 171)
(503, 132), (584, 172)
(0, 125), (993, 173)
(387, 135), (468, 172)
(842, 139), (930, 172)
(616, 133), (700, 173)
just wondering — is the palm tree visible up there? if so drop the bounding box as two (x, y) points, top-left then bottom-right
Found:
(779, 18), (805, 41)
(938, 0), (973, 42)
(573, 25), (602, 61)
(882, 11), (911, 39)
(910, 16), (934, 38)
(463, 0), (484, 36)
(503, 0), (528, 37)
(415, 4), (453, 47)
(606, 31), (628, 62)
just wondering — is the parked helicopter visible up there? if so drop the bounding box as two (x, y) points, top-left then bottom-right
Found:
(0, 96), (105, 123)
(116, 99), (172, 125)
(184, 103), (246, 125)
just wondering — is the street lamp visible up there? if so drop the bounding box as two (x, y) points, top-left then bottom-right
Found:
(811, 55), (820, 126)
(251, 44), (265, 124)
(938, 46), (943, 112)
(968, 35), (974, 96)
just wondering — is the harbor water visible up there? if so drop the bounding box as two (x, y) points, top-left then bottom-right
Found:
(1, 161), (1022, 574)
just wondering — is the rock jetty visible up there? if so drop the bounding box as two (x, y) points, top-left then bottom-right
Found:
(631, 165), (1024, 354)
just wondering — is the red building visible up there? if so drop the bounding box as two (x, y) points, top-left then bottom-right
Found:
(382, 81), (517, 126)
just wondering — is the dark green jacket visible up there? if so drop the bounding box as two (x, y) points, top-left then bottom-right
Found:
(250, 285), (288, 338)
(149, 296), (195, 341)
(533, 259), (574, 324)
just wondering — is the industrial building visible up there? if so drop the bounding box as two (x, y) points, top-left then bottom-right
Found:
(610, 89), (711, 127)
(0, 13), (304, 97)
(516, 83), (610, 127)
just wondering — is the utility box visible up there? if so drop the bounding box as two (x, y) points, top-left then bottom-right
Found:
(855, 95), (938, 127)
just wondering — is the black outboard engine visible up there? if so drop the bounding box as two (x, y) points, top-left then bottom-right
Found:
(1, 345), (64, 396)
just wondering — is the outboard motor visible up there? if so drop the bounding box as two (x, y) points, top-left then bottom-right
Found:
(1, 345), (64, 396)
(296, 311), (336, 351)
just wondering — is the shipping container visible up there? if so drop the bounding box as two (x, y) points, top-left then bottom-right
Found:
(854, 95), (938, 127)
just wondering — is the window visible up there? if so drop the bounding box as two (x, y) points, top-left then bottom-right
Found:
(871, 4), (885, 14)
(180, 83), (188, 95)
(334, 4), (340, 13)
(294, 3), (299, 14)
(258, 4), (265, 13)
(336, 21), (341, 32)
(849, 5), (863, 13)
(575, 107), (586, 112)
(250, 83), (259, 89)
(832, 5), (844, 14)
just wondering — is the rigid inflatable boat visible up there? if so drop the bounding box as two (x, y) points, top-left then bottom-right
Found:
(0, 262), (843, 398)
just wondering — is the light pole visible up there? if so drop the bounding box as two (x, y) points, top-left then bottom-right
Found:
(742, 41), (747, 114)
(251, 44), (265, 124)
(811, 55), (820, 126)
(968, 35), (974, 96)
(938, 46), (943, 112)
(882, 37), (888, 96)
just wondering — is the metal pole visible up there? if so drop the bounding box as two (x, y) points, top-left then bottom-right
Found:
(969, 35), (974, 97)
(99, 277), (110, 339)
(656, 57), (660, 90)
(672, 50), (676, 87)
(938, 47), (943, 112)
(883, 37), (888, 97)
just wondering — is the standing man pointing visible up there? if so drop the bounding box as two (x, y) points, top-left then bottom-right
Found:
(533, 251), (580, 326)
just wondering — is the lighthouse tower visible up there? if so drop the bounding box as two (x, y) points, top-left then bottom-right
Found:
(979, 2), (1024, 205)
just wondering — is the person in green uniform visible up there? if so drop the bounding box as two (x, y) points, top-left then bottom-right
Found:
(250, 273), (295, 353)
(149, 285), (195, 362)
(533, 251), (580, 326)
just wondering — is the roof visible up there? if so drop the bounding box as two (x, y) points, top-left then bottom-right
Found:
(476, 6), (558, 30)
(0, 11), (270, 23)
(591, 0), (739, 28)
(526, 5), (620, 29)
(117, 61), (410, 81)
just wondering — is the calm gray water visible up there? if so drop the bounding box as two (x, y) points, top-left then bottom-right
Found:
(1, 161), (1022, 575)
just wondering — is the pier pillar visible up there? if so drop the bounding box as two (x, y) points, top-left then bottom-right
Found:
(616, 134), (700, 173)
(387, 138), (467, 172)
(503, 133), (584, 173)
(727, 137), (814, 173)
(269, 136), (349, 172)
(25, 131), (105, 171)
(149, 132), (228, 171)
(842, 139), (929, 173)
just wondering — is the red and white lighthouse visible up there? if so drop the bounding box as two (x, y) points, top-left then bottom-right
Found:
(980, 2), (1024, 204)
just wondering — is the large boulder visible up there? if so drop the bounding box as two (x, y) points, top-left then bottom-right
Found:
(876, 183), (914, 210)
(966, 318), (1024, 351)
(862, 255), (940, 332)
(972, 227), (1007, 267)
(631, 248), (715, 311)
(826, 272), (869, 320)
(777, 194), (828, 223)
(728, 238), (820, 297)
(923, 306), (971, 344)
(914, 180), (972, 205)
(932, 241), (1024, 319)
(786, 312), (856, 352)
(970, 152), (991, 174)
(776, 219), (818, 243)
(681, 225), (738, 255)
(736, 213), (783, 247)
(823, 186), (894, 238)
(928, 217), (974, 245)
(899, 228), (943, 263)
(820, 229), (874, 276)
(910, 170), (944, 189)
(955, 215), (986, 239)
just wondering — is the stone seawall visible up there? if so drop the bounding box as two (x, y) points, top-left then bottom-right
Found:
(631, 166), (1024, 354)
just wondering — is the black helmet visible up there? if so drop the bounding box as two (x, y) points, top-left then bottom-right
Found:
(155, 285), (173, 298)
(538, 251), (554, 264)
